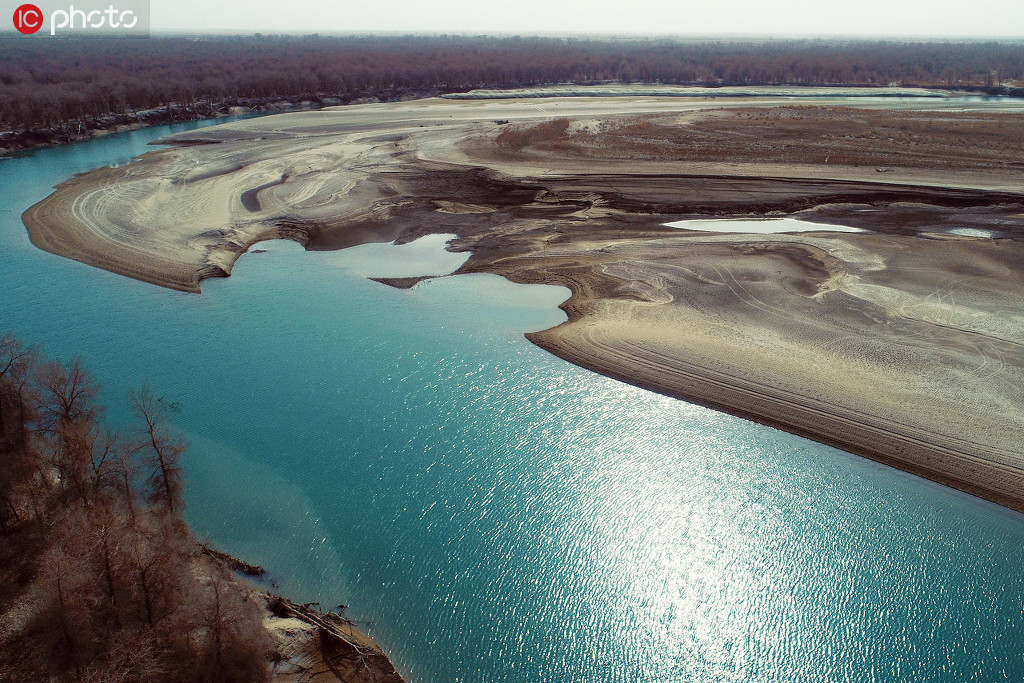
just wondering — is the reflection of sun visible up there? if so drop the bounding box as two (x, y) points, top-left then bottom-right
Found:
(546, 389), (804, 681)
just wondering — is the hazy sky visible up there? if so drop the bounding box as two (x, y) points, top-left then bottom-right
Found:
(151, 0), (1024, 36)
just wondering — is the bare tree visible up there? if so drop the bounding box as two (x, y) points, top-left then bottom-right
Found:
(0, 336), (40, 529)
(30, 524), (96, 677)
(193, 566), (274, 683)
(37, 358), (99, 432)
(0, 334), (37, 444)
(129, 386), (185, 515)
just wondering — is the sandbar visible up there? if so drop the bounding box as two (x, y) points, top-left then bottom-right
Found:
(22, 89), (1024, 510)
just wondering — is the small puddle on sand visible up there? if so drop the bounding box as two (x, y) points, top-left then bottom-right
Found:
(664, 218), (864, 234)
(947, 227), (997, 238)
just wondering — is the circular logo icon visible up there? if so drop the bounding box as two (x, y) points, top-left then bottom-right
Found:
(13, 4), (43, 34)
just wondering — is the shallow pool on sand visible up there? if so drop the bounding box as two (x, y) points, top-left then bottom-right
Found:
(664, 217), (864, 233)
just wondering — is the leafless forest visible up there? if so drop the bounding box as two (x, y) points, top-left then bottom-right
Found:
(0, 334), (274, 682)
(2, 35), (1023, 130)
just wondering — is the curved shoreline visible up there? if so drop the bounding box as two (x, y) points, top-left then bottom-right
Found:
(20, 94), (1024, 513)
(528, 323), (1024, 512)
(21, 157), (313, 293)
(466, 225), (1024, 511)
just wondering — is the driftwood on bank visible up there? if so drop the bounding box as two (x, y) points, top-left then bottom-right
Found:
(201, 544), (266, 577)
(268, 595), (404, 683)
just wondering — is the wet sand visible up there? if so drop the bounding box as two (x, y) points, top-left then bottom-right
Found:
(21, 90), (1024, 510)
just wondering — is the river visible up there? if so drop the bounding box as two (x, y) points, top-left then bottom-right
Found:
(2, 113), (1023, 682)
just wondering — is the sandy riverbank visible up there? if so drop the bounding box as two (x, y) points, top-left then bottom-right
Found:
(21, 90), (1024, 510)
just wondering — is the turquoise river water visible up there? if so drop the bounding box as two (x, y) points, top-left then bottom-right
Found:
(1, 118), (1023, 682)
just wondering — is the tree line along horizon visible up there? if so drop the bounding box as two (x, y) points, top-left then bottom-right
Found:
(1, 35), (1023, 130)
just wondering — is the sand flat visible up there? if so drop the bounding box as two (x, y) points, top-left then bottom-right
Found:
(21, 92), (1024, 509)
